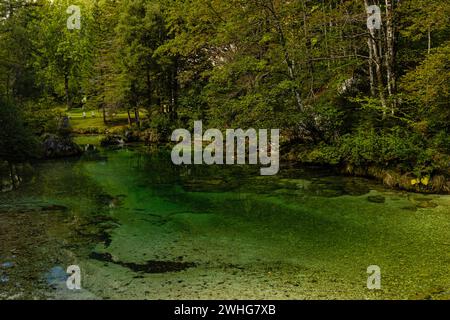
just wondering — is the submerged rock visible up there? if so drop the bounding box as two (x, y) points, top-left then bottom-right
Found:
(307, 181), (346, 197)
(1, 262), (14, 268)
(45, 266), (68, 288)
(305, 177), (370, 198)
(343, 180), (371, 196)
(367, 195), (386, 203)
(0, 274), (9, 284)
(416, 201), (438, 209)
(409, 196), (439, 208)
(40, 204), (69, 212)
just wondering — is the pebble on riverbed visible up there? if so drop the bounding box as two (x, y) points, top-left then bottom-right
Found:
(0, 274), (9, 283)
(1, 262), (15, 268)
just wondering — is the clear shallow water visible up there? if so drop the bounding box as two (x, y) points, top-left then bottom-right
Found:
(0, 145), (449, 300)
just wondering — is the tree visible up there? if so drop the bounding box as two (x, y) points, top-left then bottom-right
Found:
(0, 98), (39, 163)
(87, 0), (121, 124)
(33, 0), (94, 109)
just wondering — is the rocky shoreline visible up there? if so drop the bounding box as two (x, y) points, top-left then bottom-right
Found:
(2, 130), (449, 195)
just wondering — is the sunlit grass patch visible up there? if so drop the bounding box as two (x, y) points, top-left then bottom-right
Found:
(67, 108), (146, 133)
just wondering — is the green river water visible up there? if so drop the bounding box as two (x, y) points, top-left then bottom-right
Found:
(0, 143), (449, 300)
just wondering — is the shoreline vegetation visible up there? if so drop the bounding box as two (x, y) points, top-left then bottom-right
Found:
(1, 123), (449, 195)
(1, 0), (449, 195)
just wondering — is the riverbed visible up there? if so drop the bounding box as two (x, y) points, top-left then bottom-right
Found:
(0, 144), (449, 299)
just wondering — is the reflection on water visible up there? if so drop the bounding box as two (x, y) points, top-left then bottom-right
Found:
(1, 145), (449, 299)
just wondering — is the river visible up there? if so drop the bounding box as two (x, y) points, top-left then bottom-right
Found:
(0, 143), (449, 299)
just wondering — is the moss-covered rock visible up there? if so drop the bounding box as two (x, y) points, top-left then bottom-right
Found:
(100, 135), (125, 147)
(41, 134), (82, 159)
(367, 195), (386, 203)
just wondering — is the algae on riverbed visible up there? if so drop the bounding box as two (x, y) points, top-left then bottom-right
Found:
(1, 147), (449, 300)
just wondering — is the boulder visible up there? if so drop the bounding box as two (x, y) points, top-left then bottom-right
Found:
(100, 135), (125, 147)
(1, 178), (13, 192)
(84, 144), (96, 152)
(124, 130), (140, 143)
(367, 195), (386, 203)
(42, 134), (82, 158)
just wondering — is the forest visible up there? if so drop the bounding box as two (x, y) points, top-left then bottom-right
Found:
(1, 0), (449, 193)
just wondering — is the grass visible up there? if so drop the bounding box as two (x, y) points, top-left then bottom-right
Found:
(67, 108), (146, 133)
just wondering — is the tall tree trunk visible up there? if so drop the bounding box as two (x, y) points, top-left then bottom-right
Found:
(170, 58), (179, 118)
(9, 162), (16, 190)
(385, 0), (396, 114)
(6, 72), (10, 99)
(265, 0), (304, 112)
(365, 0), (387, 117)
(367, 38), (376, 96)
(157, 90), (163, 113)
(146, 67), (152, 106)
(323, 3), (330, 70)
(102, 105), (106, 124)
(134, 108), (140, 128)
(127, 109), (132, 125)
(301, 1), (314, 96)
(64, 73), (72, 110)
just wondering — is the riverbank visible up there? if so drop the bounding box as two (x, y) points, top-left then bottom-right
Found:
(62, 106), (450, 196)
(2, 131), (449, 196)
(76, 131), (450, 195)
(285, 146), (450, 195)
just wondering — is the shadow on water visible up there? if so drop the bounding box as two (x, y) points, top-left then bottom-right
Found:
(89, 252), (196, 273)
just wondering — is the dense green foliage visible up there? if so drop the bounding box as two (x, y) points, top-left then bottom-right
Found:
(0, 98), (39, 162)
(0, 0), (449, 190)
